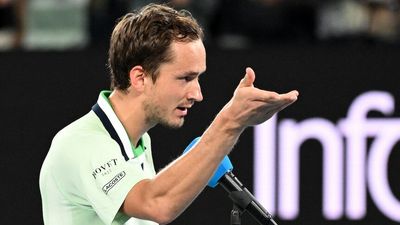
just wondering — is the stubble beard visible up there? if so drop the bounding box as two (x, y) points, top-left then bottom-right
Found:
(143, 99), (184, 129)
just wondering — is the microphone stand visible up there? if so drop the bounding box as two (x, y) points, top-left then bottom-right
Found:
(231, 204), (243, 225)
(220, 172), (278, 225)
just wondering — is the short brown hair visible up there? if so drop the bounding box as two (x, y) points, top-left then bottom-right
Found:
(108, 3), (204, 91)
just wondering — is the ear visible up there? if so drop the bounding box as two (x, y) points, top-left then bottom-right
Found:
(129, 66), (145, 92)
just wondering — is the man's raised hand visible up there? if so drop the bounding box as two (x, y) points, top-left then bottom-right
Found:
(222, 67), (299, 128)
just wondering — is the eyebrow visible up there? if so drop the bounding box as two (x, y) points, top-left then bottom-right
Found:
(180, 70), (205, 77)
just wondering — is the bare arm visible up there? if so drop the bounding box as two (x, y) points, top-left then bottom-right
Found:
(121, 67), (299, 224)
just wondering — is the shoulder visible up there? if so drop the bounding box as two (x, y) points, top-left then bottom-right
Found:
(48, 111), (121, 163)
(54, 111), (108, 143)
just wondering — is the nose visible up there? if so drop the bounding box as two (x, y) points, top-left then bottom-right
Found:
(187, 80), (203, 102)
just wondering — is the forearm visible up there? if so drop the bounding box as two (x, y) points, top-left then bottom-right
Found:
(122, 111), (245, 223)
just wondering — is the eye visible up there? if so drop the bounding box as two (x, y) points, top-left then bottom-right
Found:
(179, 76), (196, 82)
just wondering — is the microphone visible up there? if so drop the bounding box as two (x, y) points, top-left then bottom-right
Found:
(183, 137), (278, 225)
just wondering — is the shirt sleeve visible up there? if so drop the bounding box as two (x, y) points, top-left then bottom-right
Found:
(73, 135), (150, 225)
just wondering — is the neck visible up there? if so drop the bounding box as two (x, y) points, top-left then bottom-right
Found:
(109, 89), (154, 147)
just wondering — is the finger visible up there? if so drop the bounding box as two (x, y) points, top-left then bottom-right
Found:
(281, 90), (299, 102)
(245, 67), (256, 86)
(237, 67), (255, 89)
(280, 90), (299, 102)
(259, 98), (296, 115)
(253, 89), (299, 102)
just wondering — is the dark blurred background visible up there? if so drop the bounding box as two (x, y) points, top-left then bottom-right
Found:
(1, 0), (400, 225)
(2, 0), (400, 50)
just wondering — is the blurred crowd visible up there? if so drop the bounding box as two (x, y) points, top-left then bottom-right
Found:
(1, 0), (400, 50)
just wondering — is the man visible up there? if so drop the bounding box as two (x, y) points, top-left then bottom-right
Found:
(39, 3), (299, 225)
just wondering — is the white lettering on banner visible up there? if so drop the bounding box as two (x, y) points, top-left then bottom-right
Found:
(254, 91), (400, 221)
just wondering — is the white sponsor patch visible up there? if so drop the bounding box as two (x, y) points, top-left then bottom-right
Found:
(102, 171), (126, 194)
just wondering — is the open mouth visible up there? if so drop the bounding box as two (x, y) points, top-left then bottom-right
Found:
(176, 106), (188, 116)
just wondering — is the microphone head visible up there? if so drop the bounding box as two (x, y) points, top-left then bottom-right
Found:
(183, 137), (201, 154)
(183, 137), (234, 188)
(207, 155), (233, 188)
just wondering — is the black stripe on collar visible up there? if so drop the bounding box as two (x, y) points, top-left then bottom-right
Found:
(92, 103), (129, 161)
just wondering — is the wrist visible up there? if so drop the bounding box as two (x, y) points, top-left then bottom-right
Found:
(214, 111), (245, 135)
(200, 106), (247, 156)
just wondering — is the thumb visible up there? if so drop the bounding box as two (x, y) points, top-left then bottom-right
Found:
(237, 67), (255, 88)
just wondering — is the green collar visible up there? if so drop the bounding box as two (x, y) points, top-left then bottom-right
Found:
(100, 90), (144, 158)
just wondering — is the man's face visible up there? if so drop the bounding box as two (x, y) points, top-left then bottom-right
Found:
(143, 39), (206, 128)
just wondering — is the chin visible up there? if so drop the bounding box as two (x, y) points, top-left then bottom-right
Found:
(161, 118), (185, 129)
